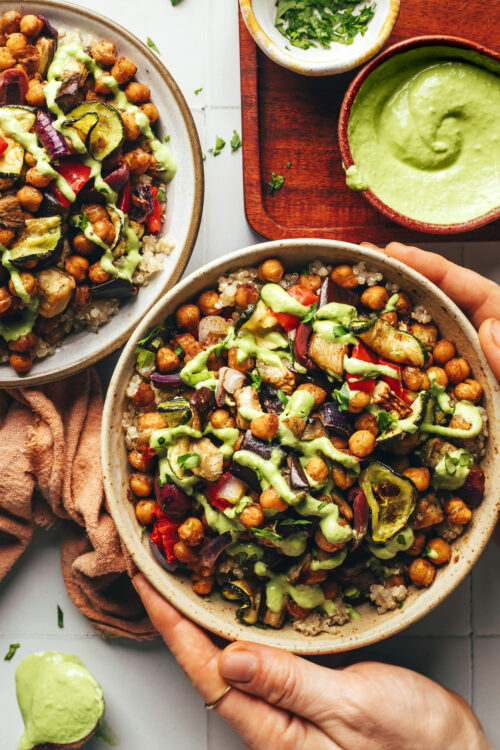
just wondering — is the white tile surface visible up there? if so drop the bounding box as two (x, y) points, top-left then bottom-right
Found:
(0, 1), (498, 748)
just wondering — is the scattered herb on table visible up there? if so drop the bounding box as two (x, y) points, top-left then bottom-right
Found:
(164, 135), (171, 143)
(275, 0), (377, 50)
(209, 135), (226, 157)
(286, 160), (292, 169)
(194, 87), (203, 95)
(231, 129), (242, 152)
(268, 172), (285, 194)
(57, 604), (64, 628)
(147, 37), (161, 54)
(4, 643), (20, 661)
(171, 0), (183, 5)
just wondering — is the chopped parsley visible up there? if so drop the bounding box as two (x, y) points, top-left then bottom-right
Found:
(250, 527), (282, 544)
(277, 389), (289, 405)
(275, 0), (377, 51)
(57, 605), (64, 629)
(171, 0), (183, 5)
(4, 643), (20, 661)
(397, 533), (406, 545)
(78, 210), (89, 232)
(250, 368), (262, 390)
(286, 160), (292, 169)
(397, 601), (404, 609)
(268, 172), (285, 195)
(278, 518), (311, 527)
(147, 37), (161, 54)
(164, 135), (171, 143)
(135, 326), (164, 369)
(175, 343), (183, 356)
(424, 545), (439, 560)
(194, 87), (203, 95)
(346, 605), (361, 621)
(301, 302), (318, 323)
(333, 381), (350, 411)
(230, 129), (242, 152)
(377, 410), (397, 433)
(202, 153), (207, 161)
(139, 525), (147, 540)
(156, 187), (167, 202)
(209, 135), (226, 157)
(177, 453), (201, 469)
(317, 499), (329, 511)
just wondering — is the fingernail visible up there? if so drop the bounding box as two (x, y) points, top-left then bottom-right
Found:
(131, 575), (141, 593)
(491, 320), (500, 348)
(220, 648), (257, 683)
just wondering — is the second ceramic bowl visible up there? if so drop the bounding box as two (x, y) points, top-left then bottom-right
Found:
(102, 239), (500, 655)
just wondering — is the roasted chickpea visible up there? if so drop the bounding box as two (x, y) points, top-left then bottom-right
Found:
(6, 33), (27, 54)
(192, 576), (215, 595)
(330, 435), (348, 450)
(444, 357), (471, 384)
(121, 110), (140, 140)
(140, 102), (159, 123)
(64, 255), (89, 283)
(197, 289), (220, 316)
(124, 148), (152, 175)
(406, 532), (426, 557)
(111, 56), (137, 84)
(178, 517), (205, 547)
(380, 311), (398, 326)
(128, 449), (153, 472)
(332, 466), (356, 490)
(8, 272), (36, 299)
(1, 10), (21, 34)
(410, 322), (439, 348)
(385, 574), (406, 588)
(298, 272), (321, 292)
(403, 466), (430, 492)
(20, 14), (43, 37)
(0, 228), (14, 247)
(227, 347), (254, 373)
(156, 346), (180, 373)
(0, 286), (13, 315)
(90, 40), (117, 67)
(445, 497), (472, 526)
(210, 410), (234, 429)
(354, 411), (378, 436)
(0, 46), (15, 70)
(173, 541), (198, 564)
(257, 258), (284, 283)
(234, 283), (259, 308)
(10, 352), (33, 374)
(26, 167), (52, 188)
(8, 332), (37, 353)
(348, 429), (376, 458)
(125, 81), (151, 103)
(93, 219), (115, 246)
(402, 366), (428, 392)
(72, 232), (96, 256)
(395, 291), (412, 316)
(135, 499), (157, 525)
(131, 382), (155, 408)
(427, 366), (448, 387)
(138, 412), (168, 432)
(240, 504), (265, 529)
(361, 285), (389, 311)
(330, 264), (358, 288)
(250, 413), (279, 441)
(347, 390), (371, 414)
(88, 262), (112, 284)
(306, 456), (329, 483)
(454, 378), (483, 404)
(315, 521), (349, 553)
(260, 487), (287, 512)
(24, 77), (45, 106)
(433, 338), (456, 365)
(296, 384), (326, 408)
(175, 303), (200, 332)
(93, 74), (112, 96)
(129, 472), (153, 498)
(427, 538), (451, 565)
(409, 558), (436, 587)
(412, 495), (444, 530)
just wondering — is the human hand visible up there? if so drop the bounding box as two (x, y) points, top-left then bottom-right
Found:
(133, 574), (492, 750)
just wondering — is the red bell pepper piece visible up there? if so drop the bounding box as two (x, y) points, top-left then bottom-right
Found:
(151, 518), (180, 563)
(118, 180), (131, 213)
(146, 186), (163, 234)
(50, 158), (92, 207)
(270, 284), (318, 333)
(378, 356), (402, 396)
(206, 471), (234, 512)
(347, 342), (377, 393)
(0, 133), (8, 156)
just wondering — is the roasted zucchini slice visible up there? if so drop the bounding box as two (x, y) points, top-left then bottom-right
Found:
(157, 399), (193, 427)
(64, 101), (125, 161)
(360, 462), (418, 543)
(0, 138), (24, 179)
(222, 580), (262, 625)
(0, 105), (36, 132)
(359, 317), (428, 367)
(349, 317), (376, 335)
(377, 392), (430, 448)
(9, 216), (63, 269)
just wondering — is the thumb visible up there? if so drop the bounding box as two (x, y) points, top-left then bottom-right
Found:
(219, 641), (343, 726)
(478, 318), (500, 382)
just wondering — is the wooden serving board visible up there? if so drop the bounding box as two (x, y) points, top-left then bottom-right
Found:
(239, 2), (500, 243)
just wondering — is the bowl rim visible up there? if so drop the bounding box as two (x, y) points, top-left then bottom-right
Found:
(102, 238), (500, 654)
(338, 34), (500, 234)
(239, 0), (400, 77)
(0, 0), (204, 387)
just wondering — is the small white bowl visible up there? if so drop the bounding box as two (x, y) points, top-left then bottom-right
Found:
(239, 0), (400, 76)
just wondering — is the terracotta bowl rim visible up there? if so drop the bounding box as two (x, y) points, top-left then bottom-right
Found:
(338, 34), (500, 234)
(102, 238), (500, 655)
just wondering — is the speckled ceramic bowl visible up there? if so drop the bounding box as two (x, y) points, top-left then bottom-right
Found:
(102, 239), (500, 655)
(0, 0), (203, 387)
(239, 0), (400, 76)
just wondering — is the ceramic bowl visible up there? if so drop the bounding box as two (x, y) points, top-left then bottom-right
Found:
(0, 0), (203, 387)
(239, 0), (400, 76)
(339, 35), (500, 234)
(102, 239), (500, 655)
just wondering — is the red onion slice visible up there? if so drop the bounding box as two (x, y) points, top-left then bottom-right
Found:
(217, 474), (246, 503)
(35, 111), (70, 160)
(215, 367), (246, 407)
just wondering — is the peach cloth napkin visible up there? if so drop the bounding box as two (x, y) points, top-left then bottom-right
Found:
(0, 369), (155, 639)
